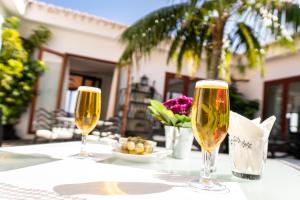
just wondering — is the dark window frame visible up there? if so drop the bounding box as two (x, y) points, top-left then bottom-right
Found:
(263, 75), (300, 139)
(69, 72), (102, 89)
(163, 72), (202, 101)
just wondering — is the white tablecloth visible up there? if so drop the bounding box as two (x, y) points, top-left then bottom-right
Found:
(0, 142), (299, 200)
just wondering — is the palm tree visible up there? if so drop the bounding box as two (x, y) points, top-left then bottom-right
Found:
(118, 0), (300, 79)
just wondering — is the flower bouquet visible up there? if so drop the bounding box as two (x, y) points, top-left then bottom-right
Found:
(148, 96), (194, 159)
(148, 96), (193, 128)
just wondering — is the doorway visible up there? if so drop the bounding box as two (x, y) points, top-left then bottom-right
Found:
(65, 55), (115, 119)
(65, 73), (102, 114)
(28, 48), (119, 133)
(263, 76), (300, 139)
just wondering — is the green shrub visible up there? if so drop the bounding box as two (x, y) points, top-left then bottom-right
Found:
(0, 17), (51, 125)
(230, 82), (259, 119)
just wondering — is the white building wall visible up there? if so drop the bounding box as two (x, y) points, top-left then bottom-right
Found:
(0, 0), (26, 15)
(15, 17), (208, 138)
(7, 0), (300, 138)
(16, 21), (123, 138)
(0, 3), (8, 17)
(0, 7), (5, 49)
(0, 0), (9, 48)
(19, 20), (124, 62)
(24, 1), (125, 40)
(236, 52), (300, 115)
(127, 50), (207, 96)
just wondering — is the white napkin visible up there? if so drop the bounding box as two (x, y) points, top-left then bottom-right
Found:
(228, 111), (276, 175)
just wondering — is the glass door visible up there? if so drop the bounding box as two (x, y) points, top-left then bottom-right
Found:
(28, 48), (67, 133)
(36, 51), (66, 111)
(65, 74), (102, 114)
(264, 84), (283, 138)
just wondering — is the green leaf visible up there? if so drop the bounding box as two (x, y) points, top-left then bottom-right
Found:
(181, 122), (192, 128)
(148, 106), (168, 124)
(148, 100), (178, 126)
(175, 114), (191, 123)
(161, 109), (177, 126)
(3, 17), (20, 29)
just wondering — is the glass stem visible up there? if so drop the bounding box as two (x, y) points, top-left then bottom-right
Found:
(202, 150), (213, 180)
(80, 134), (87, 156)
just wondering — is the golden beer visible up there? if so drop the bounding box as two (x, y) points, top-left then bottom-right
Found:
(192, 80), (229, 152)
(75, 86), (101, 136)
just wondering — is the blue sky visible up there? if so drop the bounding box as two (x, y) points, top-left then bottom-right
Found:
(39, 0), (175, 25)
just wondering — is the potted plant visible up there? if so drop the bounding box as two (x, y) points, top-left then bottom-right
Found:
(0, 17), (51, 139)
(148, 96), (194, 159)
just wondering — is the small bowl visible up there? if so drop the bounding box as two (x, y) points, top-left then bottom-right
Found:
(117, 137), (157, 155)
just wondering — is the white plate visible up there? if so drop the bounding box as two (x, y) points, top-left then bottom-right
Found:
(112, 149), (172, 163)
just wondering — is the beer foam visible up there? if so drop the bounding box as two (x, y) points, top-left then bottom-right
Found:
(196, 80), (228, 89)
(78, 86), (101, 93)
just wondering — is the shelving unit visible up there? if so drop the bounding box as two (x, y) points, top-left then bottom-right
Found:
(117, 76), (162, 138)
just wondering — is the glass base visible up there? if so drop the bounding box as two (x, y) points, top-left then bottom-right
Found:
(72, 152), (93, 159)
(201, 167), (217, 173)
(188, 178), (227, 192)
(232, 171), (261, 180)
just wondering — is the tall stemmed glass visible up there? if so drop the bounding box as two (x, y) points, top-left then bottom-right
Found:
(190, 80), (229, 191)
(75, 86), (101, 157)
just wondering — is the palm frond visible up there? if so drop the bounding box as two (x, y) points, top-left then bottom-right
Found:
(230, 22), (264, 74)
(277, 2), (300, 32)
(118, 0), (300, 79)
(118, 3), (190, 66)
(247, 1), (300, 41)
(167, 29), (184, 64)
(176, 36), (190, 74)
(166, 3), (211, 71)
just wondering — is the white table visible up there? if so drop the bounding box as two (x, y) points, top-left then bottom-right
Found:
(0, 142), (299, 200)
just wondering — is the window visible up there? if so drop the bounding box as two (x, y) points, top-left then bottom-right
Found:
(163, 72), (201, 100)
(263, 76), (300, 139)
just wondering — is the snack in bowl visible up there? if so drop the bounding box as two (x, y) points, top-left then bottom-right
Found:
(120, 137), (156, 155)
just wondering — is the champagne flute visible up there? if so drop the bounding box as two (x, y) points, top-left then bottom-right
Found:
(75, 86), (101, 157)
(190, 80), (229, 191)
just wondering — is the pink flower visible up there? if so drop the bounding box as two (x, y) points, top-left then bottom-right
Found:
(163, 96), (193, 115)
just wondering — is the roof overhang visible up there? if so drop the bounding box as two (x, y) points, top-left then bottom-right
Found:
(23, 0), (127, 39)
(0, 0), (26, 16)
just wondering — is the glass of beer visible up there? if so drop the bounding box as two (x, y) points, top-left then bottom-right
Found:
(74, 86), (101, 157)
(190, 80), (229, 191)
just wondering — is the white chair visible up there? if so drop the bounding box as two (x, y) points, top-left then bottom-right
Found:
(33, 108), (75, 143)
(35, 128), (73, 141)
